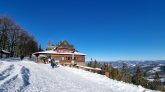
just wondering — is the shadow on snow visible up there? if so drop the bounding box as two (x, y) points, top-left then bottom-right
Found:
(0, 66), (30, 92)
(0, 65), (14, 81)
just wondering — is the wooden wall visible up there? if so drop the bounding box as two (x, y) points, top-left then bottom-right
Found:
(51, 54), (85, 63)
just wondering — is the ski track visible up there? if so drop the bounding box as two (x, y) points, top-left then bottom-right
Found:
(0, 65), (14, 80)
(17, 66), (30, 92)
(0, 59), (159, 92)
(0, 61), (31, 92)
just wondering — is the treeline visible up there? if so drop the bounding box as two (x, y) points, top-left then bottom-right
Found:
(87, 60), (165, 91)
(0, 16), (39, 57)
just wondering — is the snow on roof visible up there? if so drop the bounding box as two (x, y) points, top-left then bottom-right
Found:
(38, 54), (47, 58)
(59, 52), (86, 55)
(34, 50), (86, 56)
(35, 50), (58, 54)
(1, 50), (10, 54)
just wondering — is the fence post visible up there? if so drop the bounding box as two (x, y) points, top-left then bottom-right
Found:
(105, 71), (110, 78)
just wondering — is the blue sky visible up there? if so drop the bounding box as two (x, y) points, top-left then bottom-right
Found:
(0, 0), (165, 61)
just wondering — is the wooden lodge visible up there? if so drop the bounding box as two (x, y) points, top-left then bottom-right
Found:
(34, 40), (86, 65)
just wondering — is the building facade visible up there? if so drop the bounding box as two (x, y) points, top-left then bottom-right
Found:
(34, 40), (86, 65)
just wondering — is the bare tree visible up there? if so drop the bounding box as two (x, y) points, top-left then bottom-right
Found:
(0, 15), (39, 57)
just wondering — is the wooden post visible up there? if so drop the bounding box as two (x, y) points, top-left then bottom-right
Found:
(35, 53), (39, 62)
(105, 71), (110, 78)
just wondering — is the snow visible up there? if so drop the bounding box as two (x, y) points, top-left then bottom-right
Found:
(34, 50), (58, 54)
(0, 59), (159, 92)
(158, 64), (165, 66)
(1, 50), (10, 54)
(147, 78), (165, 83)
(73, 52), (86, 55)
(148, 67), (161, 74)
(59, 52), (86, 55)
(34, 50), (86, 56)
(152, 67), (161, 72)
(160, 78), (165, 83)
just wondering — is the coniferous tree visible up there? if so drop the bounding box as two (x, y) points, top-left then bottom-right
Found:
(93, 59), (97, 68)
(120, 63), (131, 83)
(132, 66), (148, 87)
(107, 63), (113, 78)
(87, 61), (92, 67)
(111, 68), (120, 81)
(38, 44), (43, 51)
(151, 72), (165, 91)
(90, 59), (100, 68)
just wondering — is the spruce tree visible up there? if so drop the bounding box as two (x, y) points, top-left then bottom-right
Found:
(112, 68), (120, 81)
(93, 59), (97, 68)
(152, 72), (165, 91)
(120, 63), (131, 83)
(132, 65), (148, 87)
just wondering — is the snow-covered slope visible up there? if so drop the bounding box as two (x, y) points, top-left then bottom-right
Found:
(0, 59), (159, 92)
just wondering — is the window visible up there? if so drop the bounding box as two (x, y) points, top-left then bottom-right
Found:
(68, 57), (71, 60)
(62, 57), (64, 60)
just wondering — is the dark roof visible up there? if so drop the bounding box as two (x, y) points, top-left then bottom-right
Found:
(57, 40), (75, 50)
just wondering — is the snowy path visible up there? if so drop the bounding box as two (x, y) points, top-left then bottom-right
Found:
(0, 59), (158, 92)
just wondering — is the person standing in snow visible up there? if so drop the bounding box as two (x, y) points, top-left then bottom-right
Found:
(20, 55), (24, 60)
(50, 58), (56, 68)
